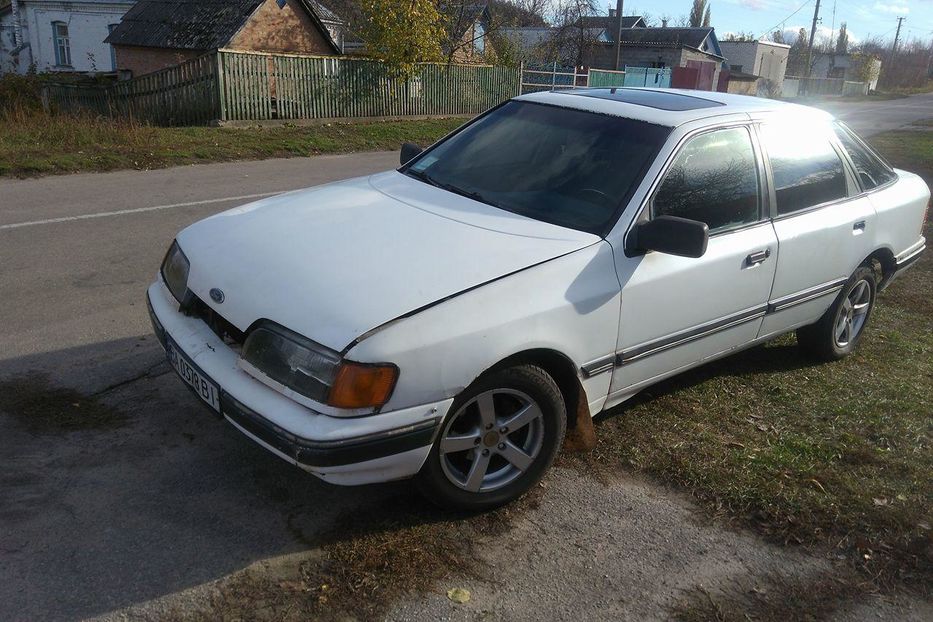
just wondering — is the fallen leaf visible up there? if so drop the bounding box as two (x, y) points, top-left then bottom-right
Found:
(447, 588), (471, 604)
(872, 498), (889, 506)
(809, 479), (827, 493)
(727, 441), (745, 449)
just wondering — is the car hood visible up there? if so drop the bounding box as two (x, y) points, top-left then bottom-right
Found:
(177, 171), (599, 351)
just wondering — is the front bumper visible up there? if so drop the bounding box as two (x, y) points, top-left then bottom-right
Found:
(147, 281), (452, 486)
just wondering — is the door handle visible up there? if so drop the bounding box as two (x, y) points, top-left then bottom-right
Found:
(745, 249), (771, 267)
(853, 221), (866, 232)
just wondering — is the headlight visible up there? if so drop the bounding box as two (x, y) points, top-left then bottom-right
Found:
(240, 323), (399, 411)
(161, 241), (190, 304)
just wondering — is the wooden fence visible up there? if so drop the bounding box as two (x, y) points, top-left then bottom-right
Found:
(45, 54), (218, 125)
(43, 50), (520, 126)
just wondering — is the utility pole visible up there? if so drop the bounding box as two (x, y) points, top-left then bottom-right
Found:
(614, 0), (625, 71)
(891, 17), (905, 57)
(805, 0), (822, 79)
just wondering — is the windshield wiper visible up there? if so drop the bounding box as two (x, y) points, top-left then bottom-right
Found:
(405, 169), (497, 208)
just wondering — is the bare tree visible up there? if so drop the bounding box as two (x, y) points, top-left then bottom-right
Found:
(543, 0), (600, 67)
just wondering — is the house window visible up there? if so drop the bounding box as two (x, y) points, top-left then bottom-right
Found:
(52, 21), (71, 66)
(108, 24), (118, 70)
(473, 21), (485, 54)
(730, 64), (743, 72)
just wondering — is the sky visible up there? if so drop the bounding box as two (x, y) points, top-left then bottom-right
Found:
(618, 0), (933, 47)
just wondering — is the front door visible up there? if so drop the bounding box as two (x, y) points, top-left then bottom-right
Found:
(608, 125), (778, 399)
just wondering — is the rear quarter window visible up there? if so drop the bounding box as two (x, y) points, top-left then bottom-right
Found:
(833, 122), (897, 191)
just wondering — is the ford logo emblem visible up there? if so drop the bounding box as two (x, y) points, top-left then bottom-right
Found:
(209, 288), (225, 304)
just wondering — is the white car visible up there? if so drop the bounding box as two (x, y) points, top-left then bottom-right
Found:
(148, 89), (928, 510)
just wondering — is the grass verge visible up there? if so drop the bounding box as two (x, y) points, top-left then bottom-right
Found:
(569, 126), (933, 592)
(0, 111), (465, 178)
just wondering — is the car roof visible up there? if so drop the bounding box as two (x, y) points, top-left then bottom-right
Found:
(514, 88), (832, 127)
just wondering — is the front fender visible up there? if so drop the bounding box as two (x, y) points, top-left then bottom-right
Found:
(347, 241), (622, 415)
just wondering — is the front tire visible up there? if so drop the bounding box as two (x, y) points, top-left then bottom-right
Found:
(417, 365), (566, 511)
(796, 265), (876, 361)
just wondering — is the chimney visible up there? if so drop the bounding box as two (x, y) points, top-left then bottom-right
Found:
(661, 18), (669, 28)
(10, 0), (23, 47)
(609, 8), (617, 18)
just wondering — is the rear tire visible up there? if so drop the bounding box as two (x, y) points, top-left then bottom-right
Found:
(796, 265), (876, 361)
(417, 365), (566, 511)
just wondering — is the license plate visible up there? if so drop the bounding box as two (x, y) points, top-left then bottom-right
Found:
(166, 339), (221, 412)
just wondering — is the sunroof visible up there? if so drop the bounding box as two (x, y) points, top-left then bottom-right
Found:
(564, 88), (724, 111)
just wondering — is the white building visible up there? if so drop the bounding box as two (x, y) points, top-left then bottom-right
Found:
(719, 39), (790, 93)
(1, 0), (133, 74)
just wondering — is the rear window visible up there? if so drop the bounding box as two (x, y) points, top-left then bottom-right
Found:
(760, 122), (848, 215)
(833, 122), (897, 191)
(404, 101), (671, 234)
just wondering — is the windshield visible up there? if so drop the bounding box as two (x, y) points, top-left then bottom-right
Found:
(404, 100), (671, 234)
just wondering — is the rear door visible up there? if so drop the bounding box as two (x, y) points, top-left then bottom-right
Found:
(608, 124), (778, 398)
(755, 119), (876, 339)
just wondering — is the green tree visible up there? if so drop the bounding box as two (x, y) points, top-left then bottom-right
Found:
(688, 0), (708, 28)
(360, 0), (445, 77)
(835, 22), (848, 54)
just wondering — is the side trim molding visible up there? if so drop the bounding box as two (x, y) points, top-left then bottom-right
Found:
(618, 305), (767, 366)
(583, 278), (854, 375)
(581, 354), (616, 378)
(766, 278), (847, 314)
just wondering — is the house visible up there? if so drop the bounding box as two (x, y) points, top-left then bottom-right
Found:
(585, 26), (725, 73)
(442, 3), (494, 62)
(810, 52), (882, 90)
(0, 0), (134, 74)
(718, 39), (789, 94)
(105, 0), (344, 78)
(577, 11), (646, 43)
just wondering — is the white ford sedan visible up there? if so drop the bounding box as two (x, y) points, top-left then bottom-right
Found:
(148, 89), (928, 509)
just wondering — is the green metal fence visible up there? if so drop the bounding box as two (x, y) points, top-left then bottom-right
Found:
(586, 68), (626, 88)
(218, 50), (519, 122)
(44, 50), (520, 126)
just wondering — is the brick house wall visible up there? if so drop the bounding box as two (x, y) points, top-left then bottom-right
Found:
(449, 21), (495, 63)
(229, 0), (333, 55)
(114, 45), (201, 76)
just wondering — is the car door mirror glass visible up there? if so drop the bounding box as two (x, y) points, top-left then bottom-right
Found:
(400, 142), (422, 166)
(633, 215), (709, 258)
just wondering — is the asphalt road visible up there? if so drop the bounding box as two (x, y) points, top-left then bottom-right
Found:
(1, 94), (931, 621)
(810, 91), (933, 137)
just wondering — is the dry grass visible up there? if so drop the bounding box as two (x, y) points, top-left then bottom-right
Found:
(0, 108), (465, 178)
(177, 490), (539, 621)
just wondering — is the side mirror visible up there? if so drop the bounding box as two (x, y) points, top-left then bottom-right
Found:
(400, 142), (422, 166)
(631, 215), (709, 258)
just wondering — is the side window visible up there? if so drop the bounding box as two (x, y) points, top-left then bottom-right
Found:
(759, 122), (848, 215)
(833, 122), (897, 191)
(652, 127), (761, 233)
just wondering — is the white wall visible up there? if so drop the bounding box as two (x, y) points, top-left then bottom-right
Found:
(0, 5), (33, 73)
(1, 1), (133, 74)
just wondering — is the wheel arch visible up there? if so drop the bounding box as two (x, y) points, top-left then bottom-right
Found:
(862, 246), (897, 289)
(481, 348), (597, 450)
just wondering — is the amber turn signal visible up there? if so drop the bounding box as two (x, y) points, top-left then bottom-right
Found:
(328, 362), (399, 409)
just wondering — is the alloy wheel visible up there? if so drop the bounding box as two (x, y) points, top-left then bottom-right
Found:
(439, 388), (545, 493)
(834, 278), (872, 347)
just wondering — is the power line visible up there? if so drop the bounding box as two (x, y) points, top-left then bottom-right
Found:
(757, 0), (813, 40)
